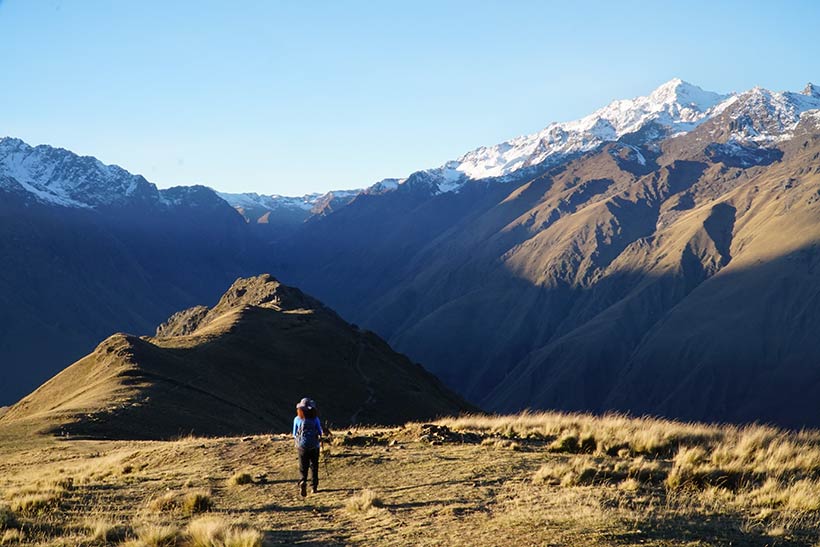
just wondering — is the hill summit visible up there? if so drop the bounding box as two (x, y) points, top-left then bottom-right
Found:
(1, 275), (471, 439)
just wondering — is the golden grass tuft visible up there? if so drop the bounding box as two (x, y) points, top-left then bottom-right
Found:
(549, 433), (580, 453)
(182, 492), (214, 515)
(186, 516), (263, 547)
(86, 518), (129, 543)
(130, 524), (181, 547)
(345, 489), (383, 514)
(228, 472), (254, 486)
(0, 529), (24, 545)
(618, 478), (641, 492)
(148, 490), (213, 516)
(9, 492), (61, 517)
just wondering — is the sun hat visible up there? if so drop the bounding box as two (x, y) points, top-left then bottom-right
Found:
(296, 397), (315, 410)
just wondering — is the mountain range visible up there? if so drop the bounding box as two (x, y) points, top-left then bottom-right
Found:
(4, 78), (820, 427)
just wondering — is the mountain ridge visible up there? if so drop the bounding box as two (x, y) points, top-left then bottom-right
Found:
(1, 274), (472, 439)
(6, 79), (818, 223)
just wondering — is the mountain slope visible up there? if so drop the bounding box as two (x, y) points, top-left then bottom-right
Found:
(273, 80), (820, 427)
(0, 139), (267, 405)
(0, 275), (471, 439)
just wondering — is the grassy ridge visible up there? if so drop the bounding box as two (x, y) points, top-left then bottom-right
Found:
(2, 412), (820, 546)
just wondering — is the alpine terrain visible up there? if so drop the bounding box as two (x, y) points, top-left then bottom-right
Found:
(4, 79), (820, 428)
(270, 79), (820, 427)
(0, 274), (470, 439)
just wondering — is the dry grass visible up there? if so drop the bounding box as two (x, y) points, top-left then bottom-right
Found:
(148, 490), (213, 516)
(186, 516), (262, 547)
(0, 529), (24, 545)
(8, 492), (62, 517)
(127, 524), (180, 547)
(345, 489), (383, 514)
(86, 517), (129, 543)
(228, 472), (254, 486)
(3, 412), (820, 546)
(439, 412), (820, 541)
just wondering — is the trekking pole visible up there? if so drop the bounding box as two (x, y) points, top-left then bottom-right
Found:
(322, 437), (332, 479)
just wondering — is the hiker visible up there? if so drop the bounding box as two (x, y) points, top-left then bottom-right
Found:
(293, 397), (323, 496)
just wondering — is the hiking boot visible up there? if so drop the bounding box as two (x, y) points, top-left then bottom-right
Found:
(299, 481), (307, 497)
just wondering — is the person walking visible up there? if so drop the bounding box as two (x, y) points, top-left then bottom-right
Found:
(293, 397), (323, 496)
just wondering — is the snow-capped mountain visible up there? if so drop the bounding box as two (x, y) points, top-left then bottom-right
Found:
(216, 79), (820, 205)
(0, 137), (160, 208)
(217, 191), (319, 212)
(0, 137), (235, 212)
(720, 83), (820, 143)
(217, 189), (360, 213)
(217, 189), (361, 224)
(439, 78), (731, 181)
(5, 79), (820, 219)
(363, 79), (820, 196)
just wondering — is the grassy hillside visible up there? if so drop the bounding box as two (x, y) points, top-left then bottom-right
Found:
(2, 412), (820, 546)
(1, 275), (470, 439)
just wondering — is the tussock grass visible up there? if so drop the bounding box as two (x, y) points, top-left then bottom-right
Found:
(439, 411), (724, 457)
(345, 489), (383, 514)
(182, 492), (214, 515)
(5, 413), (820, 546)
(442, 411), (820, 535)
(8, 492), (61, 517)
(86, 518), (129, 543)
(129, 524), (180, 547)
(0, 529), (24, 545)
(148, 490), (213, 516)
(186, 516), (263, 547)
(228, 472), (254, 486)
(533, 456), (633, 487)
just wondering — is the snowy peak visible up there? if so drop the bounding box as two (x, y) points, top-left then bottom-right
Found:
(217, 191), (319, 212)
(802, 83), (820, 98)
(0, 137), (235, 213)
(217, 188), (362, 224)
(365, 79), (820, 197)
(646, 78), (725, 113)
(0, 137), (159, 208)
(382, 79), (735, 194)
(725, 85), (820, 142)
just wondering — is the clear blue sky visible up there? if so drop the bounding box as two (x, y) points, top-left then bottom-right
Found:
(1, 1), (819, 196)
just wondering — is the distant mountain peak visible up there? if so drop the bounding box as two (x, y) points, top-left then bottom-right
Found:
(647, 78), (726, 111)
(378, 79), (733, 195)
(724, 84), (820, 143)
(802, 82), (820, 98)
(0, 137), (234, 213)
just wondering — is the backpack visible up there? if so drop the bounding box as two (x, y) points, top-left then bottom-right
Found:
(296, 418), (321, 449)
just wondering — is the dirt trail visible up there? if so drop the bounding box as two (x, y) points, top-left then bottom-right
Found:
(350, 339), (376, 425)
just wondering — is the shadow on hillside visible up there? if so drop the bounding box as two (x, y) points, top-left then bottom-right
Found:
(384, 478), (473, 493)
(289, 225), (820, 430)
(268, 142), (820, 430)
(608, 509), (808, 546)
(262, 528), (349, 547)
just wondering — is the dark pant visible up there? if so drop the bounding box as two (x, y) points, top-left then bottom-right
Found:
(298, 447), (320, 488)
